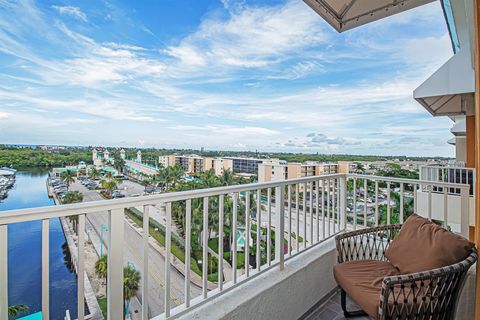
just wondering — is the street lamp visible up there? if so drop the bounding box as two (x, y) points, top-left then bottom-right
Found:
(100, 224), (108, 256)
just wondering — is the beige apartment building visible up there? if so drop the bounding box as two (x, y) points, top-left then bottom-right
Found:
(159, 154), (234, 176)
(258, 161), (350, 183)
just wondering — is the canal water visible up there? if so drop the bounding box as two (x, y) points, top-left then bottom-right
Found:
(1, 168), (78, 319)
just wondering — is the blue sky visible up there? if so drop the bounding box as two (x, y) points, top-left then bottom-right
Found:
(0, 0), (455, 156)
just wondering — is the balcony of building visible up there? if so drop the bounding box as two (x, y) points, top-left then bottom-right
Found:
(0, 172), (476, 320)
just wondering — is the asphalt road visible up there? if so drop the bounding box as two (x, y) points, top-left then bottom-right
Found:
(70, 180), (201, 318)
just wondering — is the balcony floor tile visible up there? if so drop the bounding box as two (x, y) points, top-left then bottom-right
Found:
(305, 290), (371, 320)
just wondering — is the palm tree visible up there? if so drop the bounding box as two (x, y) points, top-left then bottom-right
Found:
(8, 304), (28, 318)
(140, 178), (151, 192)
(100, 178), (119, 198)
(220, 169), (234, 186)
(169, 165), (184, 189)
(123, 265), (141, 319)
(95, 255), (108, 282)
(89, 167), (101, 180)
(114, 157), (126, 174)
(104, 171), (114, 179)
(61, 170), (76, 191)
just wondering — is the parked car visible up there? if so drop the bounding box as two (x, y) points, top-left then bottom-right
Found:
(112, 191), (125, 198)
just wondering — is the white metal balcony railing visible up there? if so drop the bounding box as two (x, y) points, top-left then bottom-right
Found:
(419, 165), (475, 195)
(0, 173), (471, 320)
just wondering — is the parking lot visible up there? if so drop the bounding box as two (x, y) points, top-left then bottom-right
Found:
(49, 175), (147, 203)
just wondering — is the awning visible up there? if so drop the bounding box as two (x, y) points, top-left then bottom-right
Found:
(413, 47), (474, 116)
(303, 0), (435, 32)
(447, 137), (456, 145)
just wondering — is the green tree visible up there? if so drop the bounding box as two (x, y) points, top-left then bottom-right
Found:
(89, 167), (101, 179)
(100, 178), (120, 198)
(123, 265), (141, 319)
(63, 191), (83, 204)
(60, 169), (76, 191)
(95, 255), (108, 281)
(8, 304), (29, 319)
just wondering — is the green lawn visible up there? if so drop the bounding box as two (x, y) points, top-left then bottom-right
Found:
(124, 208), (202, 276)
(97, 296), (107, 319)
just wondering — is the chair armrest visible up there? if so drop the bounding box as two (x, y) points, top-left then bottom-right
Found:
(335, 224), (402, 263)
(378, 249), (478, 320)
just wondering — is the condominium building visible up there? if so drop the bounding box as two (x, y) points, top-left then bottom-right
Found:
(223, 157), (280, 174)
(158, 155), (176, 168)
(258, 161), (349, 183)
(173, 155), (209, 174)
(211, 158), (234, 176)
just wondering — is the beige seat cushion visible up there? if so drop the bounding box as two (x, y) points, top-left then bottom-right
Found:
(385, 214), (474, 274)
(333, 260), (400, 319)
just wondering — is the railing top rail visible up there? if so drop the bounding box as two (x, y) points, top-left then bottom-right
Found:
(346, 173), (471, 189)
(0, 173), (345, 224)
(419, 165), (475, 171)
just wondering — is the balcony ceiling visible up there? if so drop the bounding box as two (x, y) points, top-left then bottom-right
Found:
(303, 0), (435, 32)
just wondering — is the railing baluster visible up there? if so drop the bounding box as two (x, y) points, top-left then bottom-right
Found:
(363, 179), (367, 227)
(374, 180), (379, 226)
(164, 203), (172, 317)
(303, 182), (307, 248)
(309, 182), (313, 246)
(399, 183), (404, 224)
(218, 196), (224, 291)
(340, 176), (347, 230)
(107, 209), (124, 320)
(78, 214), (85, 320)
(0, 225), (8, 320)
(337, 178), (342, 231)
(275, 186), (285, 270)
(321, 180), (325, 239)
(142, 205), (150, 319)
(327, 178), (332, 236)
(428, 184), (432, 220)
(245, 191), (250, 277)
(256, 190), (261, 271)
(386, 182), (391, 225)
(287, 185), (292, 256)
(353, 178), (357, 230)
(42, 219), (49, 320)
(295, 184), (300, 252)
(185, 200), (191, 307)
(460, 187), (469, 237)
(332, 179), (336, 234)
(443, 188), (448, 229)
(414, 183), (418, 213)
(267, 189), (271, 266)
(232, 193), (238, 283)
(315, 181), (319, 243)
(202, 197), (209, 298)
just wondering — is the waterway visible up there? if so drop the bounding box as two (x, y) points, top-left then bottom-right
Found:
(0, 168), (78, 319)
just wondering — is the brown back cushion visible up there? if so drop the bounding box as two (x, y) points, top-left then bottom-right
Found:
(385, 214), (474, 274)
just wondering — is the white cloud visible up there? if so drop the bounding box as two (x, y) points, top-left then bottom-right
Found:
(0, 111), (10, 119)
(52, 5), (87, 22)
(165, 1), (327, 72)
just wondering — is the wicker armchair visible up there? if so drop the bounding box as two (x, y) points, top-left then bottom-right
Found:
(335, 225), (477, 320)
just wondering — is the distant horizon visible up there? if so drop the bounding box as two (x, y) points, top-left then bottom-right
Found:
(0, 143), (454, 160)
